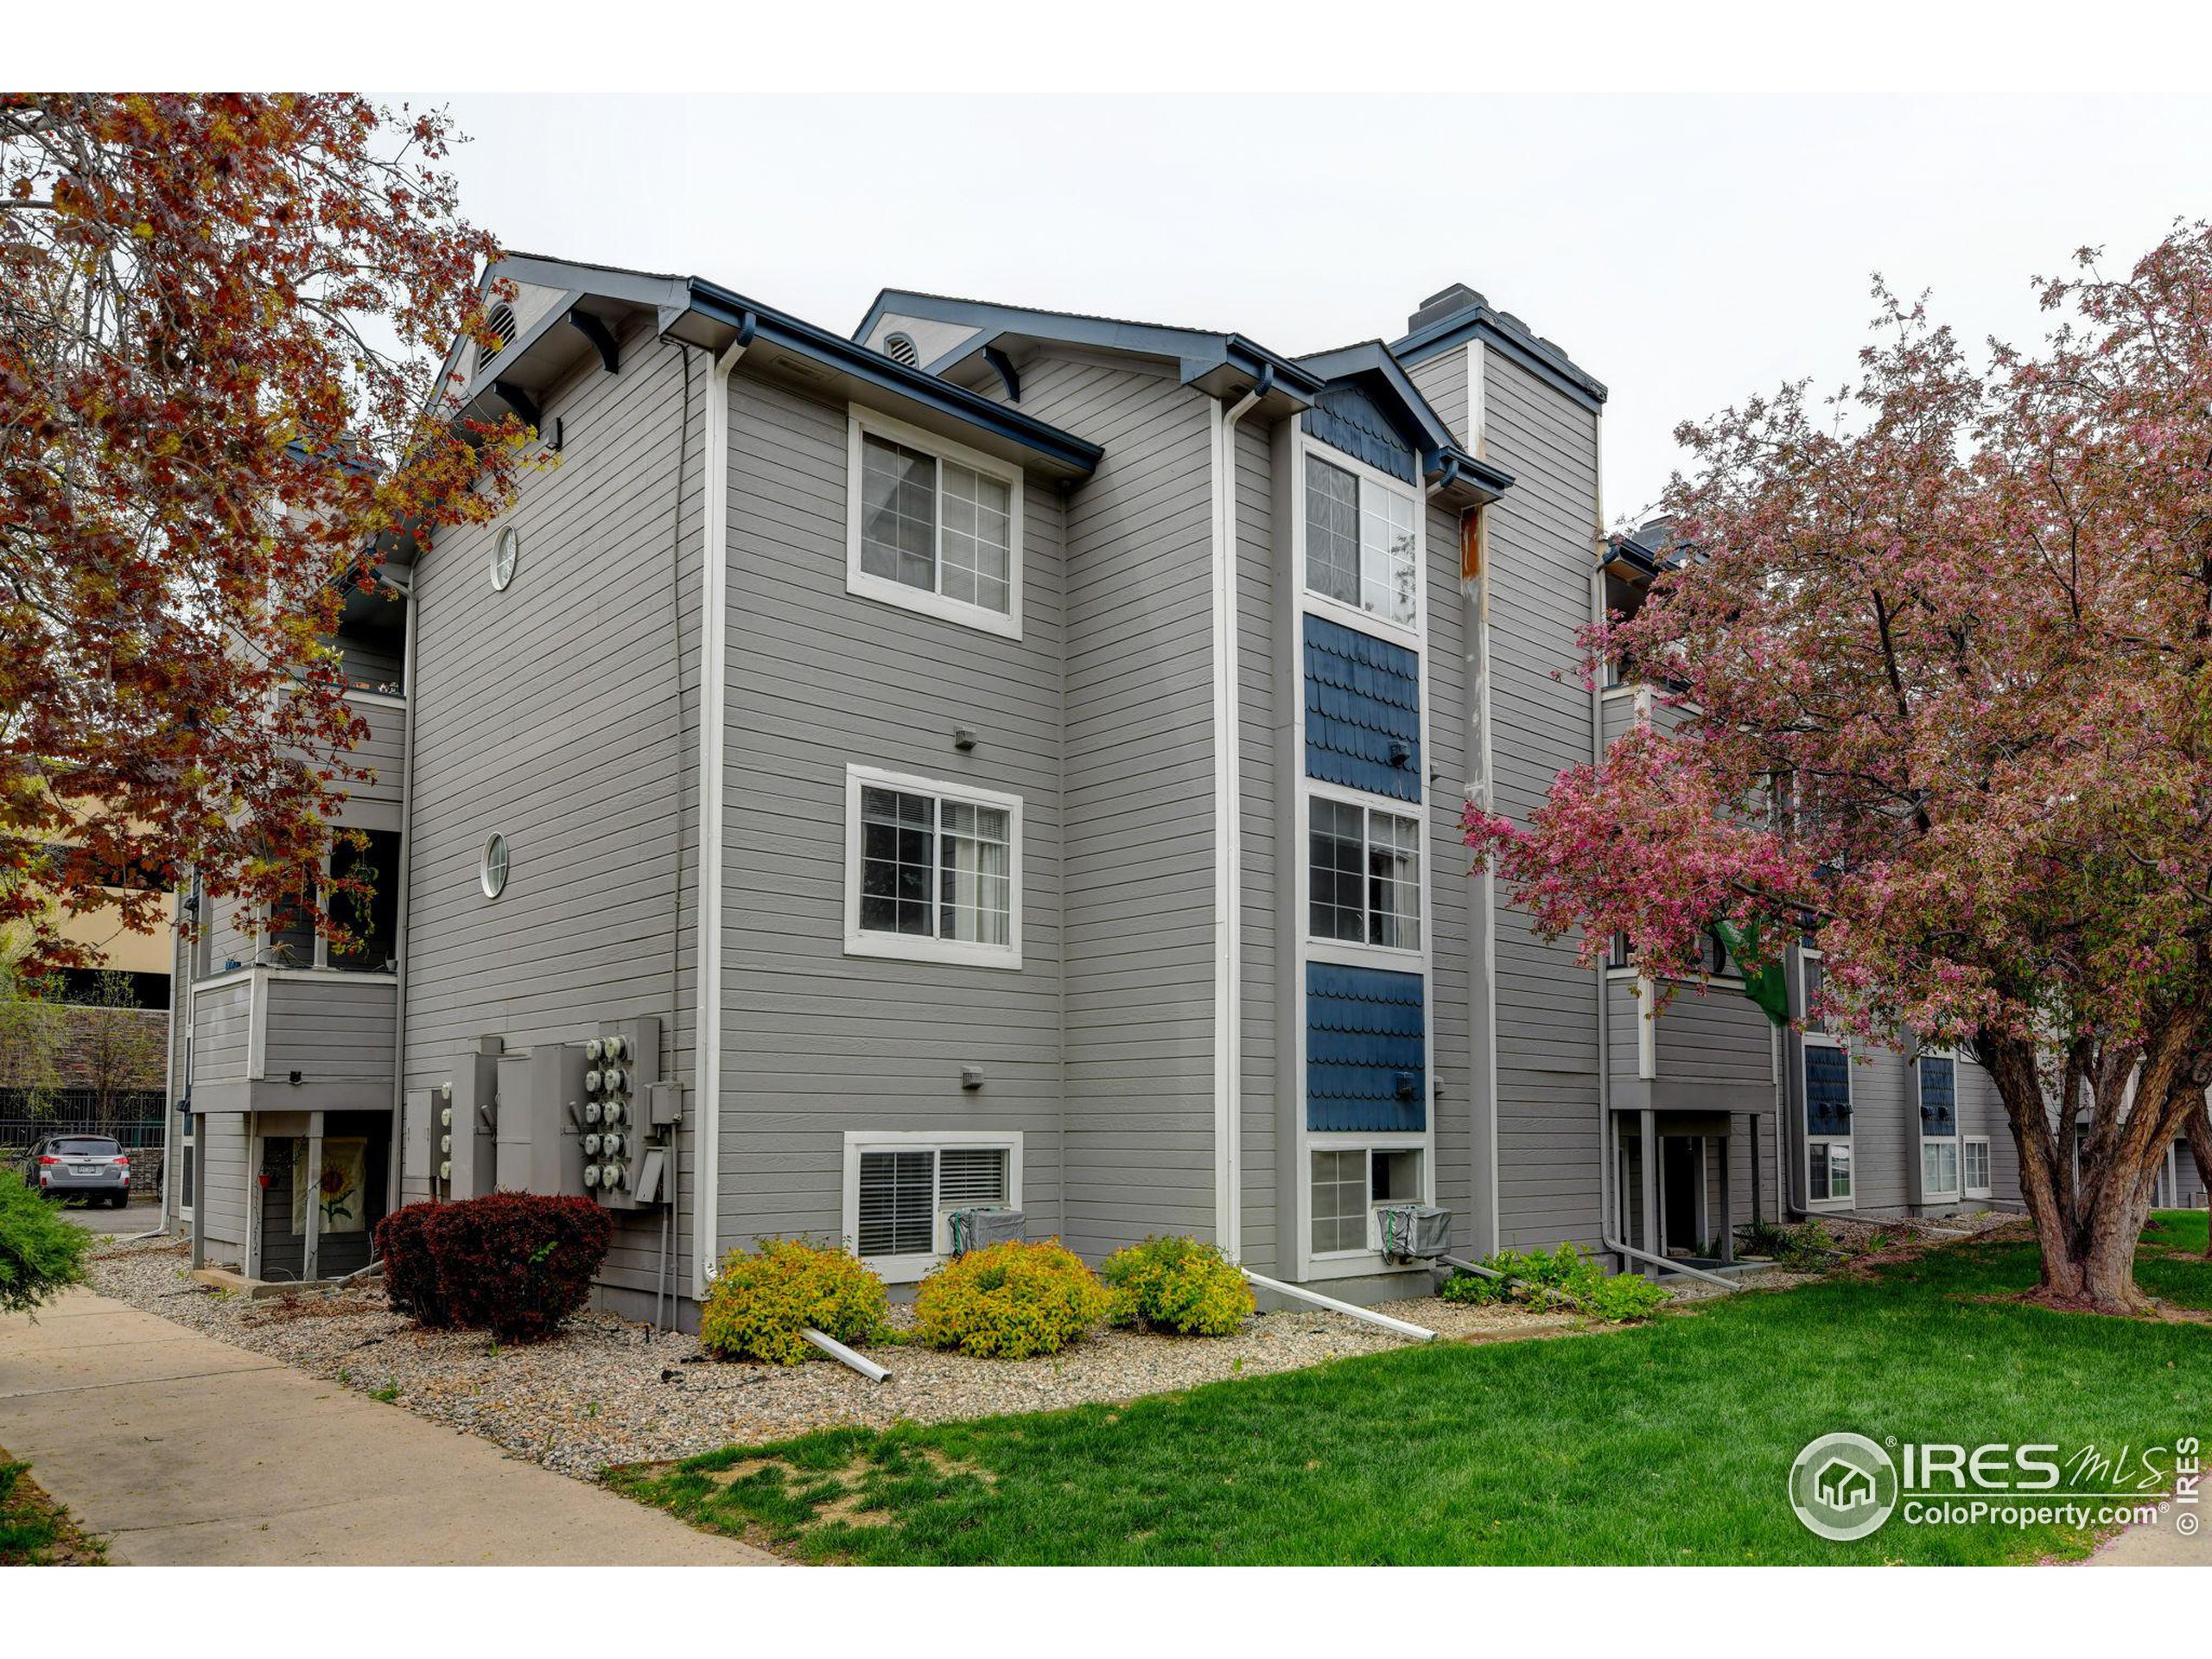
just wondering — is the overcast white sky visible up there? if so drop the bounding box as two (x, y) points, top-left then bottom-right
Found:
(410, 93), (2206, 522)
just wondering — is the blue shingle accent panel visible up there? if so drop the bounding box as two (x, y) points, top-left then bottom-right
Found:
(1805, 1046), (1852, 1138)
(1301, 385), (1418, 484)
(1917, 1056), (1956, 1137)
(1305, 614), (1421, 803)
(1307, 962), (1426, 1133)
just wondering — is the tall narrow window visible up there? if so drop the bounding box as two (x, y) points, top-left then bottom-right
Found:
(847, 767), (1022, 967)
(849, 413), (1022, 635)
(1305, 452), (1418, 628)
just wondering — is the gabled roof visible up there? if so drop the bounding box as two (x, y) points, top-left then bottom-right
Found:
(1391, 283), (1608, 412)
(1295, 340), (1514, 501)
(449, 254), (1102, 482)
(855, 288), (1325, 415)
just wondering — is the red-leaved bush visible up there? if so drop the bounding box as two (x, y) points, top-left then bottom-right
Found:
(377, 1192), (612, 1343)
(372, 1202), (448, 1327)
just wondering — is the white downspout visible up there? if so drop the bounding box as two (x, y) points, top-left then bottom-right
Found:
(691, 322), (753, 1301)
(1211, 369), (1267, 1263)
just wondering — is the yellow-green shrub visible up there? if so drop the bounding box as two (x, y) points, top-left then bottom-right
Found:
(1100, 1235), (1253, 1336)
(913, 1239), (1109, 1358)
(697, 1237), (887, 1364)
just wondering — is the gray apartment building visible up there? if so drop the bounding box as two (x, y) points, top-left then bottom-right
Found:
(160, 257), (2032, 1319)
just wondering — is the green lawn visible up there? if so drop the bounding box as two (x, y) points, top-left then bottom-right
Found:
(611, 1218), (2212, 1566)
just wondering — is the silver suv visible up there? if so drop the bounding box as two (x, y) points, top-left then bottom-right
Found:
(22, 1135), (132, 1206)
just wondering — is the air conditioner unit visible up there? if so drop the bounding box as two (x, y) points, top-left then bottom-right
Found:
(1376, 1205), (1452, 1262)
(947, 1207), (1025, 1255)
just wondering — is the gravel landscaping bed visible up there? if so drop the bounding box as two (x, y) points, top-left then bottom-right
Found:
(85, 1238), (1583, 1478)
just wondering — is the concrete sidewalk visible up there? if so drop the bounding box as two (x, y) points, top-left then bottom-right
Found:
(0, 1288), (775, 1566)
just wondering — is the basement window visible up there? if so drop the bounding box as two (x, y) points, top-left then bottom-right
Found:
(1963, 1136), (1992, 1198)
(847, 1136), (1019, 1281)
(1311, 1146), (1425, 1256)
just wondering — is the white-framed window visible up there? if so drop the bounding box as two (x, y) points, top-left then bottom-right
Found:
(1304, 448), (1420, 631)
(1922, 1138), (1960, 1200)
(842, 1131), (1022, 1281)
(1917, 1052), (1959, 1200)
(846, 408), (1024, 639)
(1308, 1142), (1426, 1257)
(1963, 1136), (1992, 1198)
(843, 766), (1022, 969)
(1808, 1137), (1853, 1203)
(1308, 793), (1421, 951)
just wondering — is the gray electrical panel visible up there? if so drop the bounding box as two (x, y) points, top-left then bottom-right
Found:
(447, 1037), (503, 1198)
(402, 1088), (435, 1192)
(495, 1042), (587, 1197)
(585, 1015), (671, 1211)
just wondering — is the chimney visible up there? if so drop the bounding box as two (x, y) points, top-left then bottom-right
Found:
(1408, 283), (1487, 335)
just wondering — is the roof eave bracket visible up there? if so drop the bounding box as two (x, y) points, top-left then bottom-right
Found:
(566, 307), (621, 373)
(982, 345), (1021, 404)
(492, 379), (542, 434)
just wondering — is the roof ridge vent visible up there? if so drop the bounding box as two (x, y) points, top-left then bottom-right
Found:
(1408, 283), (1488, 335)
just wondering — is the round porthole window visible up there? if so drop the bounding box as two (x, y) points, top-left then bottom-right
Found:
(480, 833), (509, 899)
(491, 525), (520, 591)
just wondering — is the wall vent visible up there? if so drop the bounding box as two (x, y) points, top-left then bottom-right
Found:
(883, 331), (920, 368)
(475, 302), (518, 375)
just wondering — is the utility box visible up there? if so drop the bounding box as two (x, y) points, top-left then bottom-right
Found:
(1377, 1205), (1452, 1262)
(586, 1015), (666, 1212)
(948, 1207), (1025, 1255)
(448, 1037), (503, 1198)
(495, 1043), (587, 1197)
(402, 1089), (435, 1192)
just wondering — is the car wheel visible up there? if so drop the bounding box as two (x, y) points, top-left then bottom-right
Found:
(111, 1192), (129, 1210)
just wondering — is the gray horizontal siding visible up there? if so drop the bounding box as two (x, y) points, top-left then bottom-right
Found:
(1029, 353), (1218, 1259)
(191, 980), (252, 1084)
(715, 367), (1067, 1254)
(1481, 346), (1604, 1250)
(1235, 416), (1280, 1272)
(400, 323), (702, 1295)
(258, 975), (395, 1085)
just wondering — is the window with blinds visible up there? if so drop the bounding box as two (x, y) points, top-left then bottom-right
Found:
(855, 1144), (1012, 1260)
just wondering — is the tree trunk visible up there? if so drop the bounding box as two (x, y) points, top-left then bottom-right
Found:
(2186, 1101), (2212, 1261)
(1980, 1032), (2177, 1315)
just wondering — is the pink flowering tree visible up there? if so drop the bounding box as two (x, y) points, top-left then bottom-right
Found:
(1467, 222), (2212, 1313)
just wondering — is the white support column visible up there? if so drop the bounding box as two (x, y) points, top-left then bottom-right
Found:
(302, 1111), (324, 1284)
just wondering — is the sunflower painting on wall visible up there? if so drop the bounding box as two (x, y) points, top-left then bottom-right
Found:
(291, 1138), (368, 1236)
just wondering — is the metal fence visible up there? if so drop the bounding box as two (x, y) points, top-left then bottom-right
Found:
(1, 1087), (170, 1154)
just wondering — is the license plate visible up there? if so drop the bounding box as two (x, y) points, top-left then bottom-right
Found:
(72, 1164), (101, 1176)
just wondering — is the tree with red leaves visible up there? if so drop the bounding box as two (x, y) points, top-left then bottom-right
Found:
(1, 93), (520, 969)
(1468, 222), (2212, 1313)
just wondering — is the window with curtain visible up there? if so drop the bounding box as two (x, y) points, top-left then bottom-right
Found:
(850, 770), (1020, 965)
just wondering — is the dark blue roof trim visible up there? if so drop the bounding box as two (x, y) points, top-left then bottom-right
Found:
(855, 289), (1325, 402)
(1299, 340), (1513, 499)
(684, 279), (1103, 478)
(1306, 614), (1421, 804)
(1307, 961), (1426, 1134)
(1391, 306), (1608, 412)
